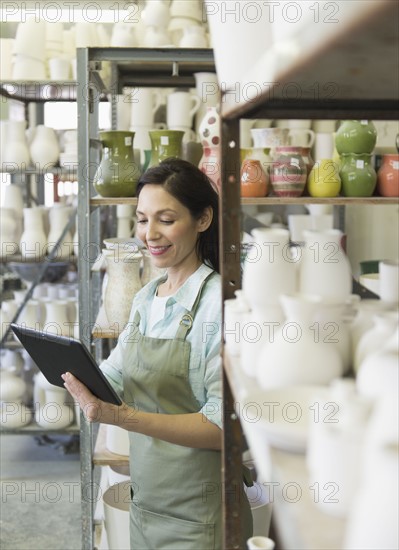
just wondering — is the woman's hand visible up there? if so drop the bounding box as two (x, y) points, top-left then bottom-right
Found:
(62, 372), (132, 426)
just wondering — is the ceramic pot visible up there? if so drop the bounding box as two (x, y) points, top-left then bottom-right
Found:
(377, 154), (399, 197)
(307, 159), (341, 197)
(240, 159), (268, 198)
(148, 130), (184, 167)
(0, 208), (18, 258)
(43, 300), (71, 337)
(2, 120), (30, 167)
(242, 228), (297, 313)
(350, 299), (393, 358)
(339, 153), (377, 197)
(103, 481), (131, 550)
(256, 294), (343, 390)
(250, 128), (290, 162)
(35, 387), (74, 429)
(20, 207), (47, 261)
(93, 131), (139, 198)
(198, 107), (221, 192)
(0, 400), (32, 430)
(0, 370), (27, 402)
(47, 205), (73, 260)
(103, 250), (142, 331)
(354, 311), (399, 373)
(300, 147), (315, 176)
(356, 326), (399, 399)
(298, 229), (352, 301)
(29, 125), (60, 168)
(335, 120), (377, 154)
(270, 146), (307, 197)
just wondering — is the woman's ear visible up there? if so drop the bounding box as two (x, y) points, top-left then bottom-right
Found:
(198, 207), (213, 232)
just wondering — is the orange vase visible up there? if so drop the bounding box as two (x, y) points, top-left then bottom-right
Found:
(377, 154), (399, 197)
(240, 159), (268, 198)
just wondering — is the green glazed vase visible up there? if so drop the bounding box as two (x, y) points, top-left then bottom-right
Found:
(339, 153), (377, 197)
(93, 131), (140, 197)
(335, 120), (377, 155)
(148, 130), (184, 167)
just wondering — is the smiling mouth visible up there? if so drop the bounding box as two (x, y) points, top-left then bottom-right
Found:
(148, 245), (171, 256)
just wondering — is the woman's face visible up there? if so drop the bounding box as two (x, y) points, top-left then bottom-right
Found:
(136, 184), (211, 274)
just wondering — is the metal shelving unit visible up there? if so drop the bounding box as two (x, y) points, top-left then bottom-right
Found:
(76, 47), (216, 549)
(218, 2), (399, 548)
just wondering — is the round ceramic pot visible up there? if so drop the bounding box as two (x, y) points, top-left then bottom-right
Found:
(335, 120), (377, 154)
(377, 154), (399, 197)
(339, 153), (377, 197)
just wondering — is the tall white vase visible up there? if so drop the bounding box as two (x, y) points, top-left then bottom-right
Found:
(29, 125), (60, 169)
(43, 300), (71, 337)
(242, 228), (297, 315)
(20, 207), (47, 261)
(103, 250), (142, 331)
(47, 205), (73, 259)
(1, 183), (24, 249)
(2, 120), (30, 167)
(0, 208), (18, 259)
(299, 229), (352, 301)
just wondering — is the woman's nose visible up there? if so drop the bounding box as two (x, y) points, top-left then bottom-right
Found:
(146, 221), (159, 241)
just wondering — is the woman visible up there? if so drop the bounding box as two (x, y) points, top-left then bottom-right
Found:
(63, 158), (252, 549)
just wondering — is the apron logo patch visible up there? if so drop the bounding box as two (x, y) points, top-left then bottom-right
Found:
(180, 314), (193, 329)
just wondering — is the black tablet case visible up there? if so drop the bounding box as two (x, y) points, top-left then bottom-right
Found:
(10, 323), (122, 406)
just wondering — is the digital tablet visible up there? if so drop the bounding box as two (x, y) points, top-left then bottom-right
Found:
(10, 323), (122, 406)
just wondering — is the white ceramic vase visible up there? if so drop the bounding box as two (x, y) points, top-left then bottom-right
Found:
(29, 125), (60, 168)
(20, 207), (47, 261)
(0, 208), (18, 258)
(242, 228), (297, 314)
(298, 229), (352, 301)
(43, 300), (71, 337)
(140, 249), (166, 287)
(47, 205), (73, 259)
(256, 294), (343, 390)
(2, 120), (30, 167)
(103, 250), (142, 330)
(33, 372), (73, 429)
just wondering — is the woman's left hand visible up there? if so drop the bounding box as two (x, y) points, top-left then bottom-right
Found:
(62, 372), (130, 425)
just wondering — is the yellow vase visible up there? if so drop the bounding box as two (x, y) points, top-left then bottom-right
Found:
(307, 159), (341, 197)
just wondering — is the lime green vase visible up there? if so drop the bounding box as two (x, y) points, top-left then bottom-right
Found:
(148, 130), (184, 167)
(339, 153), (377, 197)
(335, 120), (377, 154)
(93, 131), (140, 197)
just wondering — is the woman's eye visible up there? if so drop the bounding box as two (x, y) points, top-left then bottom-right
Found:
(160, 220), (174, 224)
(137, 219), (147, 224)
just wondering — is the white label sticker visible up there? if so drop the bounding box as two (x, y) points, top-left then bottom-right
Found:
(161, 136), (169, 145)
(356, 160), (365, 169)
(392, 161), (399, 169)
(360, 120), (368, 125)
(125, 137), (132, 146)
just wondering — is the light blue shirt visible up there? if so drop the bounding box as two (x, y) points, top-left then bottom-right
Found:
(100, 264), (223, 429)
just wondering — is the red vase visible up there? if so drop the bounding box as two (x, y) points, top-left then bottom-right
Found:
(377, 154), (399, 197)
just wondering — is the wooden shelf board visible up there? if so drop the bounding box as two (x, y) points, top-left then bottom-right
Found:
(241, 196), (399, 206)
(92, 306), (122, 339)
(91, 196), (138, 206)
(93, 424), (129, 466)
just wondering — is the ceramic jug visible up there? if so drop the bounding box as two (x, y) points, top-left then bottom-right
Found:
(299, 229), (352, 301)
(250, 128), (290, 163)
(377, 154), (399, 197)
(29, 125), (60, 168)
(148, 130), (184, 167)
(256, 293), (343, 390)
(193, 72), (220, 134)
(93, 131), (140, 197)
(335, 120), (377, 154)
(270, 146), (307, 197)
(240, 159), (269, 198)
(339, 153), (377, 197)
(103, 250), (143, 331)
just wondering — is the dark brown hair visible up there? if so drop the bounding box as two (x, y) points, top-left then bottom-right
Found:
(136, 158), (219, 272)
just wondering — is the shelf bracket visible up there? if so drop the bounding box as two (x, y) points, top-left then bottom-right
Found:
(172, 61), (179, 77)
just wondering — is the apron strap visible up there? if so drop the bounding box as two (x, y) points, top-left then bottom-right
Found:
(175, 270), (215, 341)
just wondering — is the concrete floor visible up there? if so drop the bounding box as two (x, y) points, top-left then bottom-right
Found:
(0, 433), (82, 550)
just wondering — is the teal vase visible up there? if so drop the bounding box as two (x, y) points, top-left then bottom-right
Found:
(339, 153), (377, 197)
(148, 130), (184, 167)
(93, 131), (140, 197)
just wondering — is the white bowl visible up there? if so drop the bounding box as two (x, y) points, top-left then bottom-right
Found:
(359, 273), (380, 296)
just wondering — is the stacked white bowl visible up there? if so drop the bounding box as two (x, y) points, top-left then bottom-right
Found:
(12, 18), (47, 80)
